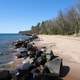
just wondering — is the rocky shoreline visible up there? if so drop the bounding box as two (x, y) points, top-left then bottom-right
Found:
(0, 35), (66, 80)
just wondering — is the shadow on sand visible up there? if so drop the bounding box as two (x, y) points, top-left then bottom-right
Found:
(60, 65), (70, 78)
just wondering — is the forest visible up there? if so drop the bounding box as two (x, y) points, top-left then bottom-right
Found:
(20, 4), (80, 36)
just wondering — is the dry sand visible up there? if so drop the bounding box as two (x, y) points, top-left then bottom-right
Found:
(35, 35), (80, 80)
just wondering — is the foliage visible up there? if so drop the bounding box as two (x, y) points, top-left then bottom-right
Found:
(20, 5), (80, 36)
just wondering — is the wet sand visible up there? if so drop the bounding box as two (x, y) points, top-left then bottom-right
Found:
(35, 35), (80, 80)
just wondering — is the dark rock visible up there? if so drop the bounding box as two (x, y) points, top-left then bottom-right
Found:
(14, 41), (24, 48)
(45, 57), (62, 76)
(0, 70), (12, 80)
(26, 43), (38, 58)
(35, 50), (43, 58)
(16, 47), (28, 58)
(16, 69), (33, 80)
(16, 53), (23, 58)
(20, 51), (28, 58)
(27, 43), (33, 51)
(15, 63), (35, 80)
(34, 54), (47, 66)
(31, 68), (41, 80)
(20, 63), (35, 71)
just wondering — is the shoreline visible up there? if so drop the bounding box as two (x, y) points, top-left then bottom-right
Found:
(0, 34), (31, 70)
(1, 34), (80, 80)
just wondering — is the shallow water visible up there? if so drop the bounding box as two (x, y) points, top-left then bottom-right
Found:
(0, 34), (30, 67)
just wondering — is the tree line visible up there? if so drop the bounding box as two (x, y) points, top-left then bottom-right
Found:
(20, 4), (80, 36)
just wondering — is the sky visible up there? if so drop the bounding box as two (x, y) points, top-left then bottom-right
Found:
(0, 0), (77, 33)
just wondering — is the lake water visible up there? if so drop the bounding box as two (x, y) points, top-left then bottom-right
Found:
(0, 34), (30, 66)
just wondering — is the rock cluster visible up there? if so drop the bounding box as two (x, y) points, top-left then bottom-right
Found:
(0, 35), (63, 80)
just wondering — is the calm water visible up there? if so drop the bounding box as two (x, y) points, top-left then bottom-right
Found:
(0, 34), (30, 65)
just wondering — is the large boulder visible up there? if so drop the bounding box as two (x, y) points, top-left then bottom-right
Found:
(44, 57), (62, 76)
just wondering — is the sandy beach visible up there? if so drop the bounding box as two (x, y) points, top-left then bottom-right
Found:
(35, 35), (80, 80)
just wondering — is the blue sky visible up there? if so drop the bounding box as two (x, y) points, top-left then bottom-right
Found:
(0, 0), (77, 33)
